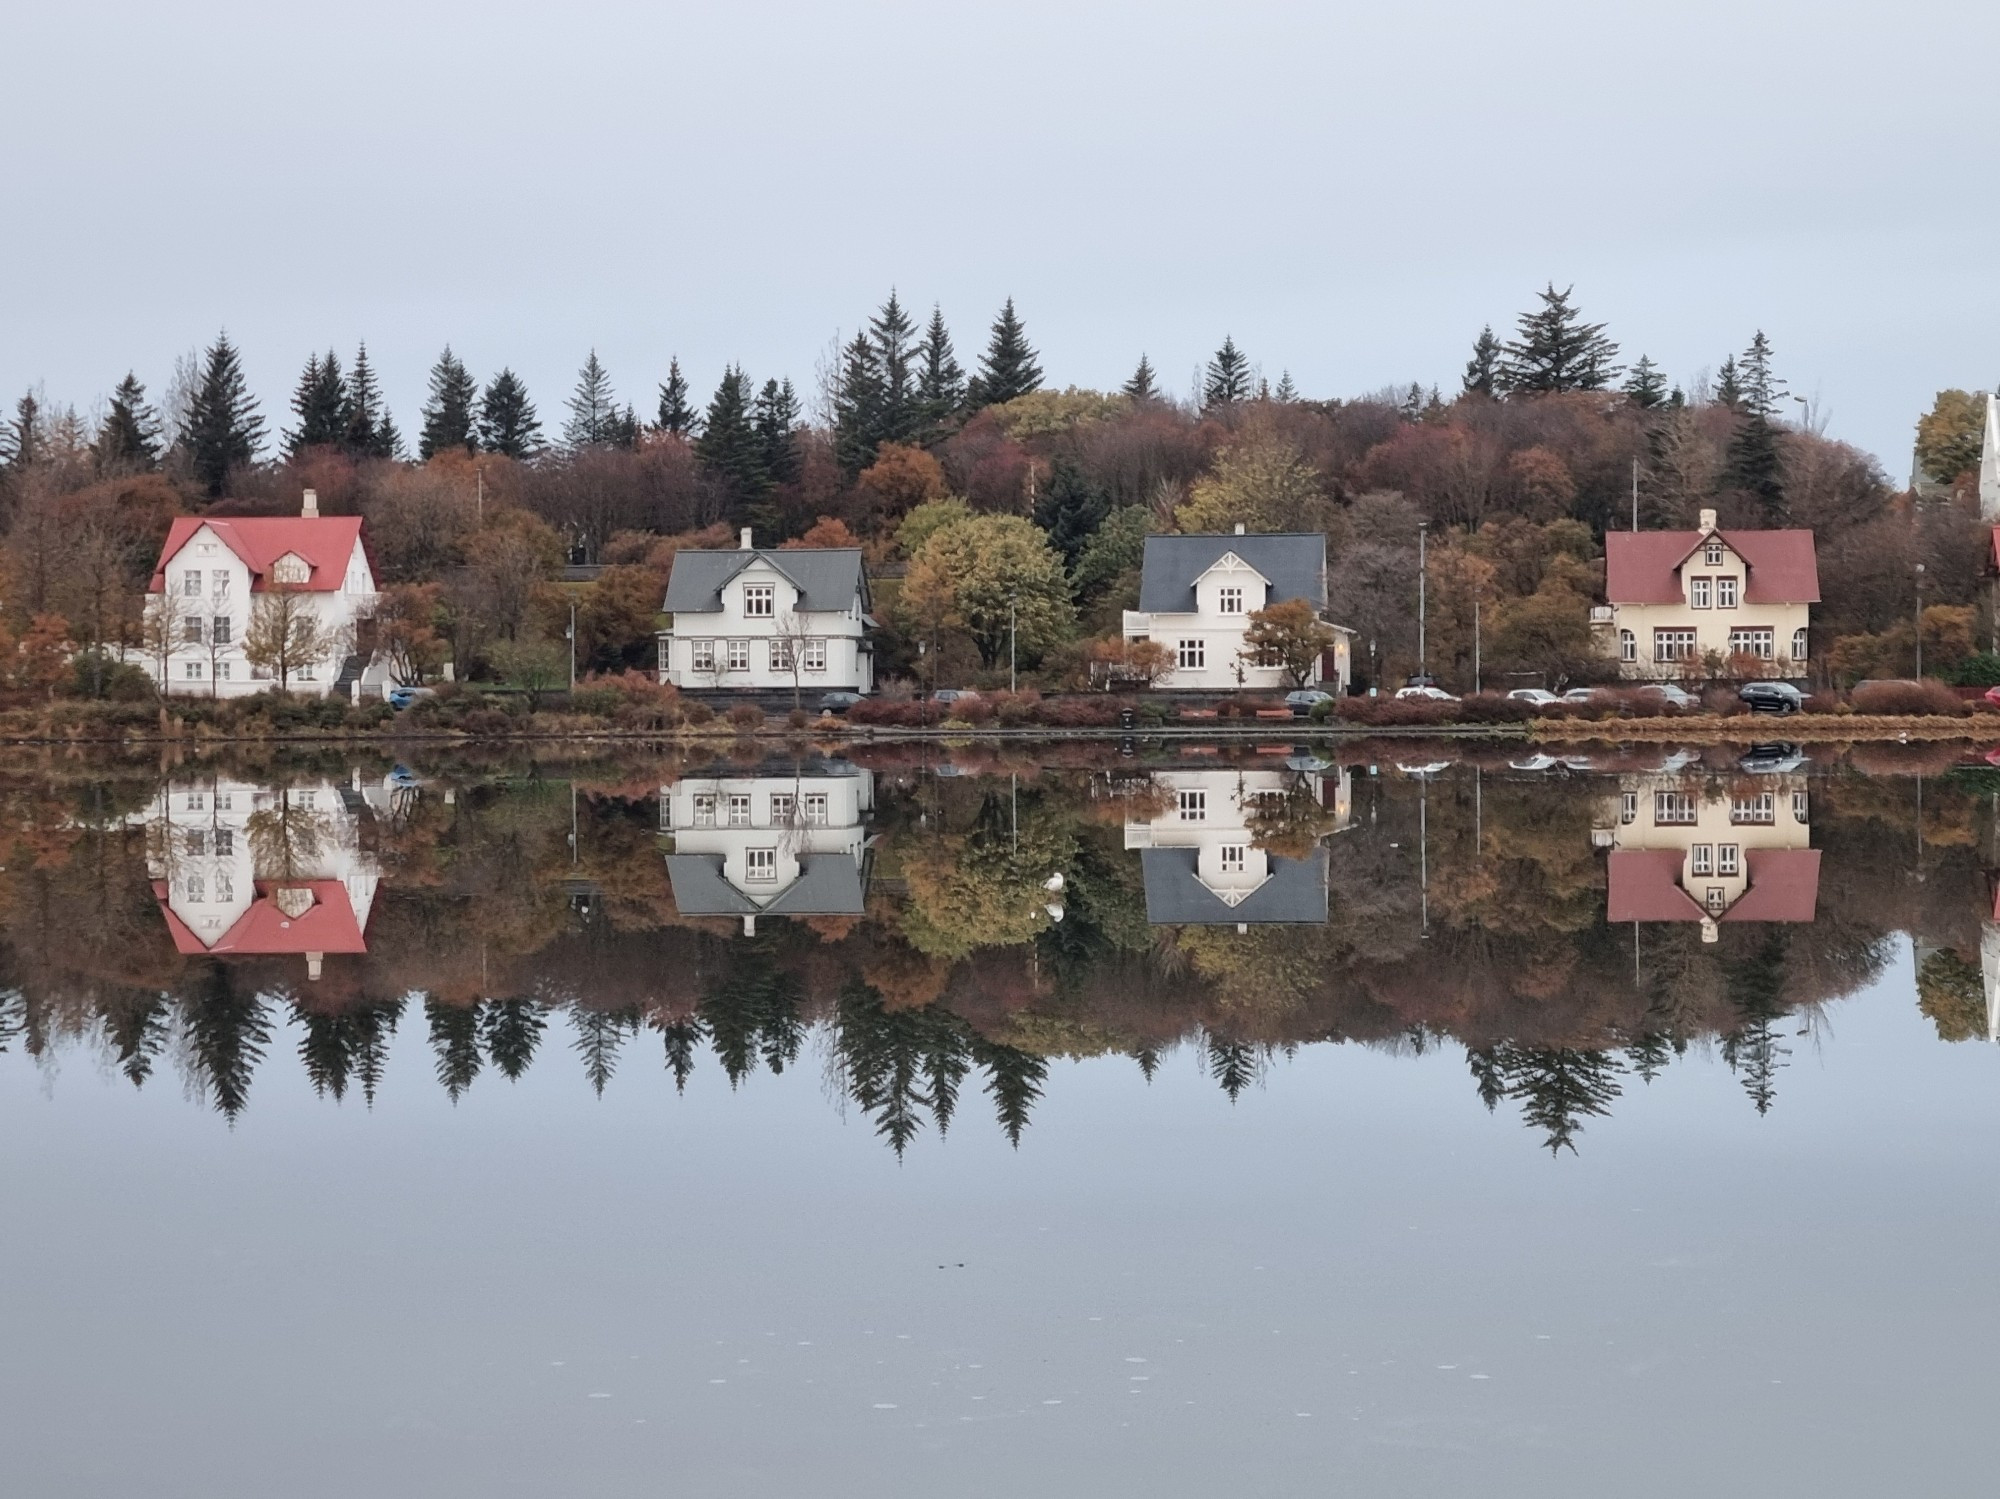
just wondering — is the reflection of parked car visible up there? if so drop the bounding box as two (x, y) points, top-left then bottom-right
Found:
(1286, 688), (1335, 717)
(1739, 743), (1807, 774)
(387, 685), (436, 710)
(1739, 681), (1804, 714)
(1508, 753), (1561, 771)
(1397, 762), (1452, 778)
(1636, 683), (1699, 710)
(817, 691), (864, 715)
(1394, 684), (1459, 702)
(1982, 685), (2000, 709)
(1507, 688), (1561, 707)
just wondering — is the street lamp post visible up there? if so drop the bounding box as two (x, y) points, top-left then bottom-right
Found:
(1009, 593), (1017, 693)
(1417, 521), (1429, 682)
(1915, 562), (1926, 679)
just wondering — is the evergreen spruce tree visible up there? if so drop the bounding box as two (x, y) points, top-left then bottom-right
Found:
(1123, 354), (1159, 402)
(1496, 284), (1620, 393)
(1506, 1046), (1625, 1155)
(1273, 370), (1299, 403)
(1033, 457), (1111, 574)
(1724, 410), (1787, 521)
(832, 328), (886, 474)
(480, 997), (547, 1079)
(562, 350), (621, 448)
(1623, 355), (1669, 409)
(95, 373), (160, 469)
(868, 290), (921, 447)
(695, 366), (767, 499)
(1713, 354), (1743, 409)
(915, 305), (966, 429)
(1202, 335), (1251, 409)
(477, 369), (542, 458)
(182, 332), (265, 496)
(1737, 330), (1785, 419)
(752, 377), (801, 486)
(425, 997), (484, 1101)
(177, 962), (271, 1121)
(1466, 1043), (1510, 1111)
(418, 346), (479, 458)
(285, 350), (347, 454)
(974, 1039), (1047, 1147)
(341, 342), (400, 458)
(1462, 325), (1503, 396)
(1, 391), (41, 470)
(655, 357), (698, 437)
(966, 297), (1043, 410)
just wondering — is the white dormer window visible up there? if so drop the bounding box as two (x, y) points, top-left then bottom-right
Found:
(270, 553), (311, 586)
(1704, 541), (1724, 567)
(1218, 587), (1244, 614)
(744, 584), (774, 618)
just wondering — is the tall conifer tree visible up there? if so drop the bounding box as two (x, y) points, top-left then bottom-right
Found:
(966, 298), (1042, 410)
(1, 392), (42, 470)
(285, 351), (347, 454)
(1713, 355), (1743, 409)
(1496, 284), (1620, 393)
(1623, 355), (1668, 409)
(1737, 331), (1785, 420)
(915, 306), (965, 429)
(342, 342), (400, 458)
(868, 291), (920, 447)
(752, 377), (801, 486)
(95, 373), (160, 469)
(656, 357), (698, 437)
(832, 330), (886, 474)
(478, 369), (542, 458)
(1462, 326), (1502, 396)
(1203, 336), (1250, 409)
(419, 346), (479, 458)
(695, 366), (766, 498)
(1123, 355), (1159, 402)
(183, 332), (264, 495)
(562, 351), (620, 448)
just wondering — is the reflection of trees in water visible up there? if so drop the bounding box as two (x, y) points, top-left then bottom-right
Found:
(481, 998), (547, 1080)
(1467, 1041), (1625, 1154)
(177, 962), (271, 1123)
(425, 997), (482, 1100)
(1721, 932), (1789, 1116)
(297, 997), (403, 1105)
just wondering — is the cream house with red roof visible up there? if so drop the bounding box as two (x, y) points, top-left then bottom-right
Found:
(1597, 508), (1818, 681)
(139, 488), (382, 697)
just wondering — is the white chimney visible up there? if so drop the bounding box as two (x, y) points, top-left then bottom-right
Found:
(740, 527), (754, 550)
(1234, 522), (1245, 535)
(1697, 507), (1717, 535)
(302, 487), (319, 518)
(306, 952), (324, 980)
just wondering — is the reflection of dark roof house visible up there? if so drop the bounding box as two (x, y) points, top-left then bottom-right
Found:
(1139, 846), (1329, 926)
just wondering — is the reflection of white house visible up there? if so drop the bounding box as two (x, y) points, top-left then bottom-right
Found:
(661, 759), (874, 935)
(140, 489), (385, 698)
(1597, 772), (1818, 941)
(657, 530), (872, 693)
(1123, 763), (1350, 928)
(138, 775), (381, 979)
(1122, 529), (1353, 692)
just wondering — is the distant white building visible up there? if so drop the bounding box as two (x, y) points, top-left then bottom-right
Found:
(1123, 761), (1350, 929)
(657, 530), (873, 693)
(661, 758), (874, 935)
(138, 774), (382, 980)
(1122, 529), (1352, 692)
(139, 489), (384, 698)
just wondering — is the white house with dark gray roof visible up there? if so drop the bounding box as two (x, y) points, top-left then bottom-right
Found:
(1122, 528), (1351, 692)
(657, 529), (873, 693)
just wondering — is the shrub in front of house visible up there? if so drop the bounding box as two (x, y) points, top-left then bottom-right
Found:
(1334, 697), (1460, 727)
(1459, 692), (1534, 723)
(1850, 679), (1968, 716)
(725, 703), (764, 730)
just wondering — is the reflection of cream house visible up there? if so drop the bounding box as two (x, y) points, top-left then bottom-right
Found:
(140, 489), (385, 698)
(1122, 529), (1353, 692)
(1597, 773), (1818, 941)
(1596, 509), (1817, 680)
(661, 759), (874, 935)
(139, 776), (380, 978)
(1123, 763), (1350, 928)
(657, 530), (872, 693)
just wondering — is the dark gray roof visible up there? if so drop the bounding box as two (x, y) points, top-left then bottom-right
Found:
(1137, 533), (1326, 614)
(663, 548), (867, 615)
(1139, 846), (1328, 925)
(666, 853), (867, 917)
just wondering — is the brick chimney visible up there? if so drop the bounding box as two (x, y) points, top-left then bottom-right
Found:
(740, 526), (754, 550)
(1697, 507), (1717, 535)
(302, 487), (319, 518)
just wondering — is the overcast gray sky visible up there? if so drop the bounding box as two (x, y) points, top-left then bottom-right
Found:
(5, 0), (1995, 469)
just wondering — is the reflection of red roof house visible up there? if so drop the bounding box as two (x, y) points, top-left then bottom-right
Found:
(1607, 848), (1821, 923)
(1605, 529), (1820, 603)
(152, 879), (368, 955)
(147, 516), (367, 593)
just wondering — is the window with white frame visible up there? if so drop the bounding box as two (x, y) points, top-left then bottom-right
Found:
(211, 569), (231, 595)
(183, 616), (204, 644)
(743, 584), (774, 618)
(185, 874), (205, 902)
(215, 793), (231, 811)
(770, 638), (795, 673)
(1654, 629), (1697, 663)
(296, 661), (316, 680)
(214, 829), (233, 856)
(1704, 541), (1724, 566)
(692, 793), (717, 826)
(184, 661), (204, 679)
(186, 829), (208, 856)
(186, 793), (205, 811)
(1620, 630), (1636, 662)
(803, 638), (827, 671)
(726, 639), (751, 671)
(182, 570), (202, 596)
(1728, 627), (1774, 659)
(1177, 639), (1205, 670)
(1792, 628), (1808, 662)
(804, 793), (828, 825)
(1718, 843), (1740, 876)
(216, 661), (231, 680)
(727, 794), (752, 827)
(690, 639), (716, 673)
(1690, 577), (1712, 609)
(1792, 789), (1809, 824)
(212, 615), (231, 644)
(1177, 790), (1207, 821)
(1218, 587), (1244, 614)
(1731, 793), (1774, 825)
(745, 847), (777, 881)
(1716, 577), (1739, 608)
(1691, 844), (1713, 875)
(215, 873), (232, 903)
(1655, 791), (1697, 825)
(1220, 844), (1245, 873)
(270, 554), (310, 585)
(1620, 791), (1637, 824)
(1705, 886), (1727, 914)
(770, 793), (795, 824)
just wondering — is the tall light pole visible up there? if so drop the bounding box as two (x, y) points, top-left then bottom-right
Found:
(1915, 562), (1926, 679)
(1417, 520), (1429, 682)
(1792, 394), (1810, 431)
(1009, 593), (1017, 693)
(567, 599), (577, 690)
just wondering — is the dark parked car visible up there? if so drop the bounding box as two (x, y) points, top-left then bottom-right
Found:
(931, 688), (977, 706)
(1738, 681), (1805, 714)
(817, 691), (864, 715)
(1286, 688), (1335, 717)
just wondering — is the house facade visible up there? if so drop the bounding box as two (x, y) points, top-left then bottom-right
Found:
(140, 489), (383, 698)
(1595, 767), (1818, 942)
(1596, 509), (1817, 681)
(1123, 762), (1350, 929)
(661, 758), (874, 936)
(657, 530), (872, 693)
(1122, 529), (1352, 692)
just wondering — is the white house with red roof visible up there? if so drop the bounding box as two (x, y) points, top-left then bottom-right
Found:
(1597, 508), (1818, 680)
(139, 488), (382, 697)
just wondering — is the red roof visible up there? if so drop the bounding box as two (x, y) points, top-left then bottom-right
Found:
(153, 878), (368, 955)
(1606, 847), (1820, 924)
(1604, 528), (1819, 604)
(148, 516), (366, 593)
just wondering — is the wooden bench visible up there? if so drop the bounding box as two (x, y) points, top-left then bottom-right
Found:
(1254, 708), (1292, 720)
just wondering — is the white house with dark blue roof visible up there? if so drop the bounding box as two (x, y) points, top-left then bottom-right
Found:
(657, 529), (873, 692)
(1123, 527), (1351, 692)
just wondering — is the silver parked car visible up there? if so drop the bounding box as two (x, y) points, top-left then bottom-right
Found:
(1506, 688), (1561, 707)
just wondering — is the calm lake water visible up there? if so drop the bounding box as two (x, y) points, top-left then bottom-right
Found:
(3, 739), (1998, 1497)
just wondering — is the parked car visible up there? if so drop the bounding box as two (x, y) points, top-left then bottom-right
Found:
(1635, 683), (1699, 710)
(387, 684), (437, 710)
(1394, 684), (1459, 702)
(1739, 681), (1805, 714)
(931, 688), (977, 706)
(1286, 688), (1336, 717)
(817, 691), (864, 715)
(1560, 686), (1609, 704)
(1506, 688), (1561, 707)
